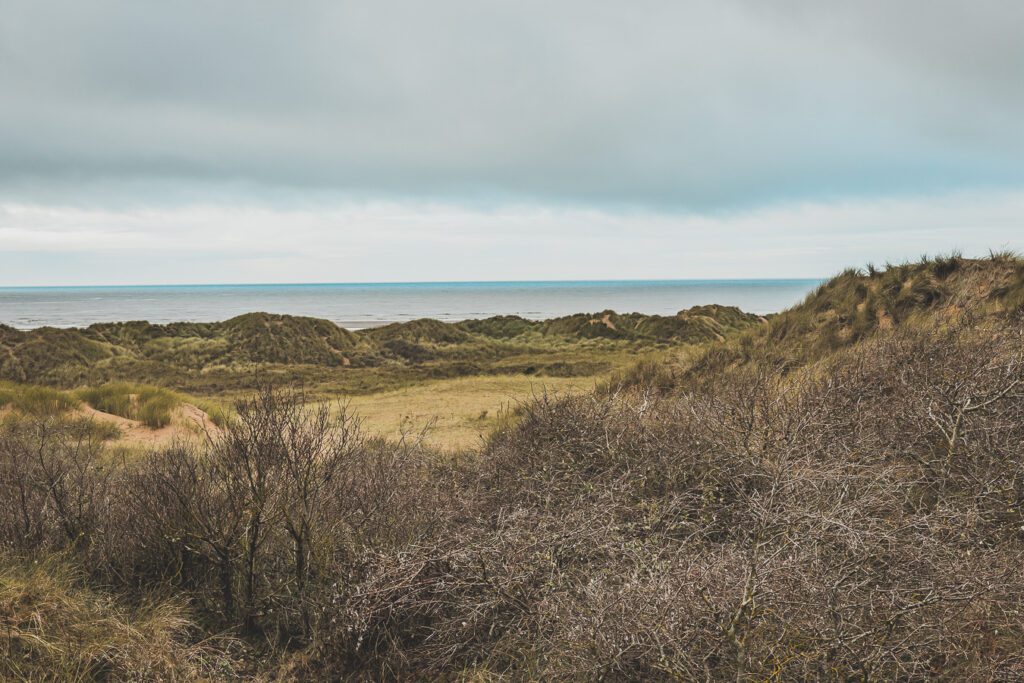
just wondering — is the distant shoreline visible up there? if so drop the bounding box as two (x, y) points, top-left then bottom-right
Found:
(0, 279), (823, 330)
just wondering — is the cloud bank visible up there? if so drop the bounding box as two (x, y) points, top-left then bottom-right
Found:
(2, 190), (1021, 286)
(0, 0), (1022, 283)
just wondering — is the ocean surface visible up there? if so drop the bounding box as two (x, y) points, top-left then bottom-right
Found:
(0, 280), (821, 330)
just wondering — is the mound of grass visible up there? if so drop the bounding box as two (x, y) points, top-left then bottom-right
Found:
(2, 301), (762, 394)
(542, 307), (764, 343)
(0, 382), (79, 416)
(681, 253), (1024, 385)
(190, 397), (233, 428)
(0, 328), (114, 384)
(365, 318), (474, 344)
(76, 383), (181, 428)
(219, 312), (358, 365)
(75, 383), (134, 417)
(543, 311), (632, 339)
(136, 390), (179, 428)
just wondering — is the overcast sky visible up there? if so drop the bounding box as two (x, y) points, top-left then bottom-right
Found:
(1, 0), (1022, 285)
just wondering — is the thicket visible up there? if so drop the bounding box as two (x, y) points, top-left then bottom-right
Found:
(3, 308), (1024, 679)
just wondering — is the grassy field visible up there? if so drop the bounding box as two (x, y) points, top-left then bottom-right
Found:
(343, 374), (603, 449)
(2, 313), (713, 448)
(0, 305), (764, 448)
(0, 348), (674, 449)
(0, 347), (676, 449)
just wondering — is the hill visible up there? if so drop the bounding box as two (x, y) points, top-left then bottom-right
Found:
(0, 306), (763, 392)
(705, 253), (1023, 370)
(603, 253), (1024, 393)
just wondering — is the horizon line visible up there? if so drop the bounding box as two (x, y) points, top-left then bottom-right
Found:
(0, 277), (826, 290)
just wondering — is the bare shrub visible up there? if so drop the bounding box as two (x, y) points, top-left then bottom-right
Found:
(0, 418), (110, 554)
(4, 317), (1024, 679)
(108, 386), (448, 646)
(317, 318), (1024, 680)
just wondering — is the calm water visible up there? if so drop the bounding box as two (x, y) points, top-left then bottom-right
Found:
(0, 280), (821, 330)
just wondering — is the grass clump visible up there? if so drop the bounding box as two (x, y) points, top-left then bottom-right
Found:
(76, 383), (181, 428)
(191, 397), (233, 428)
(0, 382), (78, 416)
(0, 556), (236, 681)
(74, 417), (123, 441)
(136, 390), (179, 428)
(75, 383), (133, 417)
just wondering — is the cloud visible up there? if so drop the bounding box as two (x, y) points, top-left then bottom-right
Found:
(2, 190), (1022, 286)
(1, 1), (1021, 286)
(1, 0), (1022, 208)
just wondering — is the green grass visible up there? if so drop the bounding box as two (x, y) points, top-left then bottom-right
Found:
(341, 374), (605, 450)
(0, 380), (224, 435)
(189, 397), (233, 428)
(136, 390), (179, 428)
(0, 382), (79, 416)
(75, 383), (181, 428)
(2, 308), (763, 396)
(75, 383), (133, 416)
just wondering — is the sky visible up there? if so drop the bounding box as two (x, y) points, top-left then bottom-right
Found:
(1, 0), (1022, 285)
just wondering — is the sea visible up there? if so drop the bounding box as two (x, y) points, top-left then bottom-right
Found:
(0, 280), (821, 330)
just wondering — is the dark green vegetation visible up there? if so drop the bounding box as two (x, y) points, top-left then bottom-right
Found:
(3, 254), (1024, 680)
(0, 305), (763, 395)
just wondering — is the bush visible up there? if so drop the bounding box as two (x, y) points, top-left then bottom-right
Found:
(4, 297), (1024, 679)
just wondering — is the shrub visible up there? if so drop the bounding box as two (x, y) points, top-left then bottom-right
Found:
(596, 357), (677, 395)
(5, 259), (1024, 679)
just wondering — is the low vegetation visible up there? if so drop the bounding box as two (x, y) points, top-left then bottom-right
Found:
(0, 382), (79, 416)
(75, 383), (181, 428)
(0, 305), (763, 395)
(2, 255), (1024, 679)
(688, 251), (1024, 381)
(0, 557), (237, 681)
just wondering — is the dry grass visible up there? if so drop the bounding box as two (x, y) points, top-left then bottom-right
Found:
(0, 556), (238, 681)
(342, 374), (603, 449)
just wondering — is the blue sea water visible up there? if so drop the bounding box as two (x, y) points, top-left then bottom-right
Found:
(0, 280), (822, 330)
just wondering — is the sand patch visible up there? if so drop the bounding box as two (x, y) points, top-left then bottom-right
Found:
(78, 403), (219, 447)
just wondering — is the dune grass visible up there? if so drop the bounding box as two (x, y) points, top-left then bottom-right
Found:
(0, 380), (227, 445)
(68, 416), (124, 441)
(75, 383), (181, 428)
(0, 382), (79, 416)
(0, 556), (235, 681)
